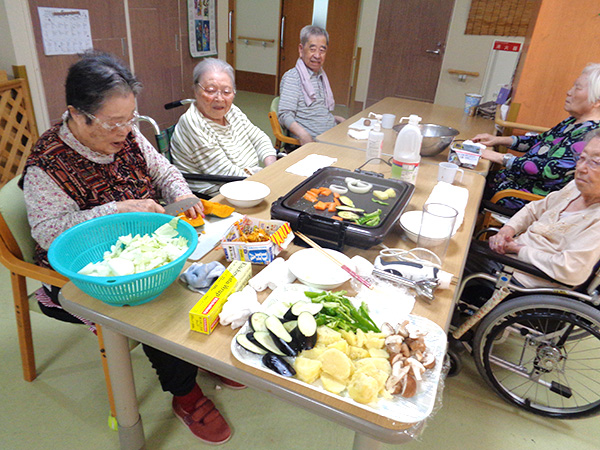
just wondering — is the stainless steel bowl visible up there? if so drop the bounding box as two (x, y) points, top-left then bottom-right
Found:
(393, 123), (460, 156)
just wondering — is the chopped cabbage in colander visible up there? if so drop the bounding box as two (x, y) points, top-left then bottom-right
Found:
(78, 217), (189, 277)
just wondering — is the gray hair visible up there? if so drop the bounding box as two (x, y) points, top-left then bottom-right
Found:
(584, 128), (600, 144)
(300, 25), (329, 46)
(582, 63), (600, 104)
(192, 58), (235, 88)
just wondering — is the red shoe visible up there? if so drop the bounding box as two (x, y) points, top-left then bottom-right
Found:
(173, 396), (232, 445)
(199, 369), (247, 390)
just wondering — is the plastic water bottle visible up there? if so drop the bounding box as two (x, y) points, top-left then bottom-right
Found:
(366, 114), (384, 162)
(391, 114), (422, 183)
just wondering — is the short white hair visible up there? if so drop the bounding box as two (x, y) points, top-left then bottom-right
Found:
(192, 58), (235, 88)
(582, 63), (600, 104)
(300, 25), (329, 46)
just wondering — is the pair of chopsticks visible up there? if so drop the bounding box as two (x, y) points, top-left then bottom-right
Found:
(294, 232), (374, 290)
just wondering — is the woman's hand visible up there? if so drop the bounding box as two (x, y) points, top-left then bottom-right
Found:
(472, 133), (515, 148)
(480, 148), (504, 164)
(116, 199), (165, 214)
(488, 225), (519, 255)
(174, 194), (204, 219)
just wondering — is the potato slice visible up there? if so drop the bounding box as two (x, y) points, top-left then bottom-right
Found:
(319, 348), (353, 380)
(348, 345), (370, 360)
(327, 338), (349, 355)
(294, 356), (322, 384)
(348, 372), (379, 404)
(340, 329), (358, 346)
(300, 346), (326, 360)
(320, 372), (347, 394)
(367, 348), (389, 359)
(317, 326), (343, 346)
(356, 329), (366, 348)
(364, 335), (385, 350)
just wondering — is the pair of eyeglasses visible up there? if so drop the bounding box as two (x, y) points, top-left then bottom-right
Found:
(197, 84), (236, 98)
(79, 109), (139, 132)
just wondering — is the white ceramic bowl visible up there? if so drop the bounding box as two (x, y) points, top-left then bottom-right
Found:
(219, 181), (270, 208)
(288, 248), (355, 290)
(399, 210), (456, 247)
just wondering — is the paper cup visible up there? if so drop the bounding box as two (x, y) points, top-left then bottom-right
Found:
(464, 93), (482, 115)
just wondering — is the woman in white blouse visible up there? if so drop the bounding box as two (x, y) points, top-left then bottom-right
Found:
(170, 58), (277, 197)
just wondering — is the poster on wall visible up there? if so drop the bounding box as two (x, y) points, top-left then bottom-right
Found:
(188, 0), (217, 58)
(38, 7), (93, 56)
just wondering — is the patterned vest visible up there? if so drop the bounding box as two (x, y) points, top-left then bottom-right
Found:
(23, 122), (157, 268)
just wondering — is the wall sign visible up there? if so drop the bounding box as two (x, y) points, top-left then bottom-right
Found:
(188, 0), (217, 58)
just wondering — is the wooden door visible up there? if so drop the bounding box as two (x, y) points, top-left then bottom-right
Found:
(277, 0), (313, 84)
(367, 0), (455, 106)
(325, 0), (360, 106)
(28, 0), (130, 125)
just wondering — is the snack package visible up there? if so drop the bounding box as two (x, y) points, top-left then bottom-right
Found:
(221, 216), (294, 265)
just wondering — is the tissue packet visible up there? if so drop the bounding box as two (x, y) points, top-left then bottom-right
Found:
(189, 260), (252, 334)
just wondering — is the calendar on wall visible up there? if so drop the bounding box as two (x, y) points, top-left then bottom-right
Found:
(38, 7), (93, 56)
(188, 0), (217, 58)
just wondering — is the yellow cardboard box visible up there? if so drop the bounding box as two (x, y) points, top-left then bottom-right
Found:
(189, 260), (252, 334)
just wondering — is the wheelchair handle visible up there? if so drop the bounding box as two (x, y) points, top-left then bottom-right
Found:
(164, 99), (195, 110)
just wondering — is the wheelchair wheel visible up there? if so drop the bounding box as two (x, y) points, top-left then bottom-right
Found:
(472, 295), (600, 419)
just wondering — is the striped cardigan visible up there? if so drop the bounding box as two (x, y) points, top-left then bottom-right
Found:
(170, 104), (276, 196)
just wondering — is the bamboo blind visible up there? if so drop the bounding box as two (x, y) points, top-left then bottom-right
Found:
(0, 79), (38, 187)
(465, 0), (536, 36)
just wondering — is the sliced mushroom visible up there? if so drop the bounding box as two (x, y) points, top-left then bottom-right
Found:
(421, 351), (436, 370)
(385, 334), (404, 354)
(381, 322), (395, 336)
(396, 320), (410, 338)
(406, 357), (426, 381)
(401, 373), (418, 398)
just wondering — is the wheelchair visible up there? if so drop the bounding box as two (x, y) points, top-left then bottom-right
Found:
(138, 99), (245, 199)
(448, 236), (600, 419)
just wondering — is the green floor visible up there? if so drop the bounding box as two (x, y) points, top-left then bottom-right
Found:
(2, 93), (599, 449)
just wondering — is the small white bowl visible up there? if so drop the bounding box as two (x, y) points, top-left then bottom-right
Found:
(399, 210), (456, 247)
(219, 181), (270, 208)
(288, 248), (355, 290)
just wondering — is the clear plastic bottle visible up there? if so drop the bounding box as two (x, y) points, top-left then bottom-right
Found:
(391, 114), (422, 183)
(366, 115), (384, 162)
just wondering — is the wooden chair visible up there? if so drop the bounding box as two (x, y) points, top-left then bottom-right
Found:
(0, 178), (124, 428)
(0, 72), (38, 188)
(268, 96), (300, 151)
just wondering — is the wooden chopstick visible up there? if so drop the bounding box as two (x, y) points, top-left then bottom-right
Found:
(295, 232), (373, 290)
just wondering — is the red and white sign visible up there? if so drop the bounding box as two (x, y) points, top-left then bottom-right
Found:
(493, 41), (521, 52)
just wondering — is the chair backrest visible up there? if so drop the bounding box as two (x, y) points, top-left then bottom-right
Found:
(270, 96), (279, 113)
(0, 78), (38, 188)
(0, 177), (36, 263)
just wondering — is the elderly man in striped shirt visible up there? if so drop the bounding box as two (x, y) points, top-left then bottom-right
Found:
(278, 25), (345, 146)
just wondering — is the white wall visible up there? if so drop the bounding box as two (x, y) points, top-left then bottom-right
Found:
(234, 0), (279, 75)
(353, 0), (379, 107)
(434, 0), (524, 108)
(0, 0), (50, 131)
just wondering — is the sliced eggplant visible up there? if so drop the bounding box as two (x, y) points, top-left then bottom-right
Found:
(262, 353), (296, 377)
(283, 320), (298, 333)
(265, 315), (298, 356)
(236, 334), (267, 355)
(291, 311), (318, 350)
(283, 301), (324, 321)
(248, 331), (285, 356)
(248, 312), (269, 332)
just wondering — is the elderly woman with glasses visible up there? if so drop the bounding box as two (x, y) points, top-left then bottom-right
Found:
(20, 51), (234, 445)
(170, 58), (277, 197)
(478, 129), (600, 289)
(472, 63), (600, 212)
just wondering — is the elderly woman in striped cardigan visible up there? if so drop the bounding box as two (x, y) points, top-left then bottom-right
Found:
(170, 58), (277, 197)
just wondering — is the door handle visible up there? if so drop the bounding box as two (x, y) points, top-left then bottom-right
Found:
(280, 16), (285, 49)
(426, 49), (441, 55)
(228, 11), (233, 42)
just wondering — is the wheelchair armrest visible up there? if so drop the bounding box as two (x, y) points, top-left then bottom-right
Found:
(183, 173), (246, 183)
(469, 239), (558, 283)
(480, 199), (518, 218)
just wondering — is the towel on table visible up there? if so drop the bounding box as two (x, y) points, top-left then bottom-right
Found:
(285, 154), (337, 177)
(425, 181), (469, 234)
(179, 261), (226, 293)
(219, 285), (262, 329)
(248, 257), (296, 292)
